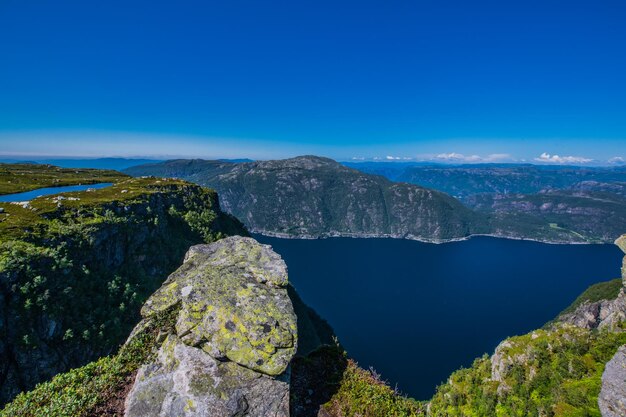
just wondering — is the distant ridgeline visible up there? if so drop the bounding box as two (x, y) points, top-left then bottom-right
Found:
(125, 156), (626, 243)
(348, 162), (626, 244)
(0, 164), (246, 404)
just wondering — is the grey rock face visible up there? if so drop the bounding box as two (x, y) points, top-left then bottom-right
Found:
(125, 335), (289, 417)
(558, 291), (626, 331)
(559, 234), (626, 331)
(125, 236), (297, 417)
(599, 345), (626, 417)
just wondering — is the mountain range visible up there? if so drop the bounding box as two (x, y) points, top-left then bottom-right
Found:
(125, 156), (479, 242)
(125, 156), (626, 243)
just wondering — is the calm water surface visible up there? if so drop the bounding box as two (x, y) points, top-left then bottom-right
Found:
(255, 235), (623, 399)
(0, 183), (112, 202)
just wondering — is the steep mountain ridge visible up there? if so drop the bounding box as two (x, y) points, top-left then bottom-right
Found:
(467, 185), (626, 243)
(126, 156), (482, 242)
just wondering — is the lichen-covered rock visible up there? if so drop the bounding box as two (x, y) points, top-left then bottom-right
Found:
(125, 335), (289, 417)
(599, 345), (626, 417)
(140, 236), (297, 375)
(125, 236), (297, 417)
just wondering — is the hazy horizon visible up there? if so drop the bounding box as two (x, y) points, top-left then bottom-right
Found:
(1, 152), (625, 167)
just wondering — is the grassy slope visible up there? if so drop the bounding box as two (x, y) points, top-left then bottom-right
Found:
(0, 163), (128, 195)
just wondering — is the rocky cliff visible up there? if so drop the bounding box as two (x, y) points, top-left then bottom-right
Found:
(0, 175), (246, 405)
(125, 156), (481, 242)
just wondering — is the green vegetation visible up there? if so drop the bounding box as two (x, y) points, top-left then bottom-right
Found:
(323, 359), (425, 417)
(0, 306), (179, 417)
(291, 345), (425, 417)
(0, 164), (246, 404)
(428, 324), (626, 417)
(558, 278), (623, 316)
(0, 163), (127, 195)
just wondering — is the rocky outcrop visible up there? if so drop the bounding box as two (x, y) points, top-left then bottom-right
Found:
(124, 236), (297, 417)
(598, 234), (626, 417)
(599, 345), (626, 417)
(558, 291), (626, 330)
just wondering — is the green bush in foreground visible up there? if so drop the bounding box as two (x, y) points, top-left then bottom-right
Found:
(323, 358), (425, 417)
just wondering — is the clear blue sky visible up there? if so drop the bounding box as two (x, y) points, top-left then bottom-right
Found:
(1, 0), (625, 163)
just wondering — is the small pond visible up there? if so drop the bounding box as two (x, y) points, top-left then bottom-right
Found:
(0, 183), (113, 202)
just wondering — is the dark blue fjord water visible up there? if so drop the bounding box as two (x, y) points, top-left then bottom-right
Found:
(254, 235), (624, 400)
(0, 183), (112, 202)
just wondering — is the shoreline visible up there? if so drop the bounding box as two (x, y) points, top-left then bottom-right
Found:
(250, 229), (608, 245)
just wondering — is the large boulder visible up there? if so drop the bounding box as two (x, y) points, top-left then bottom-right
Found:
(125, 334), (290, 417)
(125, 236), (297, 417)
(599, 345), (626, 417)
(558, 294), (626, 331)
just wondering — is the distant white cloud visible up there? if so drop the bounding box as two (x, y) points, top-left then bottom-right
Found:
(534, 152), (592, 164)
(384, 155), (414, 160)
(432, 153), (511, 163)
(608, 156), (625, 165)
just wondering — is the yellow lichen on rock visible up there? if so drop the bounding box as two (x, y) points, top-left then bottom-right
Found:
(138, 236), (297, 376)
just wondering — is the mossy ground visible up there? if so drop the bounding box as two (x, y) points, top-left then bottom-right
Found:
(322, 359), (425, 417)
(0, 175), (214, 242)
(0, 163), (127, 195)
